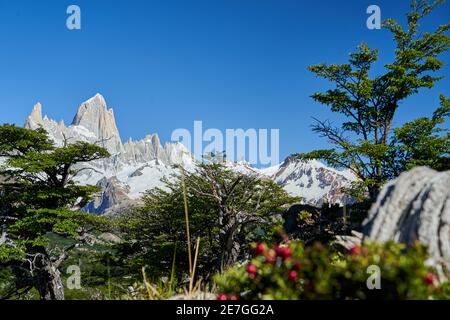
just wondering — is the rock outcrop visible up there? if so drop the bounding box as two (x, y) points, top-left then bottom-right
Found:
(363, 167), (450, 267)
(25, 102), (43, 126)
(71, 93), (124, 155)
(83, 177), (131, 214)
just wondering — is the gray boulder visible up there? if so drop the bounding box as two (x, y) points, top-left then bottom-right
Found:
(363, 167), (450, 267)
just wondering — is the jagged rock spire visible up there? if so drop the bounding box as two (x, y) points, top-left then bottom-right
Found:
(24, 102), (43, 128)
(72, 93), (124, 154)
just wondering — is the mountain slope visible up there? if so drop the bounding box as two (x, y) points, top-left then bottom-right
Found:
(23, 94), (355, 214)
(263, 156), (355, 206)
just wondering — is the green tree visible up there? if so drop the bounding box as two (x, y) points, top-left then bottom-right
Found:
(117, 163), (298, 280)
(298, 0), (450, 200)
(0, 124), (110, 300)
(385, 94), (449, 178)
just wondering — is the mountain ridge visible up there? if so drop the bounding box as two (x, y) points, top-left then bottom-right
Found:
(23, 94), (355, 214)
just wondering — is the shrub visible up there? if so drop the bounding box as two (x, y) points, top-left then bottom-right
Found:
(214, 241), (449, 300)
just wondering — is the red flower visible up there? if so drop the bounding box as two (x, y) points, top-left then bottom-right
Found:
(292, 261), (301, 271)
(216, 293), (228, 300)
(265, 249), (276, 264)
(246, 263), (257, 277)
(424, 272), (438, 287)
(229, 296), (239, 300)
(275, 245), (284, 257)
(282, 247), (292, 259)
(288, 270), (298, 281)
(254, 243), (266, 256)
(275, 246), (292, 260)
(348, 245), (362, 256)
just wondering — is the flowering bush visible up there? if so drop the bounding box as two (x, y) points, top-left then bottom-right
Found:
(214, 241), (449, 300)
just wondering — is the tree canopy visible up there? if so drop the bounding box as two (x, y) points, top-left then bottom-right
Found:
(117, 163), (298, 280)
(297, 0), (450, 199)
(0, 124), (110, 300)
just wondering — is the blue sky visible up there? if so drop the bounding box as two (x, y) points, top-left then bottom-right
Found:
(0, 0), (449, 165)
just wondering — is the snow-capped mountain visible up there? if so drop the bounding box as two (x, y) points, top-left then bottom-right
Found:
(24, 94), (355, 214)
(25, 94), (194, 169)
(261, 157), (356, 206)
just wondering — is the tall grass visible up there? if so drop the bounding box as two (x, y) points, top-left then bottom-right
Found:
(169, 242), (177, 296)
(189, 237), (201, 294)
(181, 168), (193, 277)
(140, 168), (211, 300)
(181, 168), (203, 296)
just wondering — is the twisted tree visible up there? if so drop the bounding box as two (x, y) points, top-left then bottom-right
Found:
(118, 163), (298, 279)
(0, 125), (110, 300)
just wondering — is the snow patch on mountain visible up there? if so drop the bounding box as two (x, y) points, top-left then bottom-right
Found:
(23, 94), (356, 214)
(268, 156), (356, 206)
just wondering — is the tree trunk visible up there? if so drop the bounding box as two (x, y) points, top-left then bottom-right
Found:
(218, 209), (240, 269)
(220, 230), (240, 268)
(35, 257), (65, 300)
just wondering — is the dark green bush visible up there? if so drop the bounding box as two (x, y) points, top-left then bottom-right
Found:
(215, 241), (449, 300)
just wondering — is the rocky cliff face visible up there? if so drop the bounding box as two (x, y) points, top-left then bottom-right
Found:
(83, 176), (131, 214)
(23, 94), (355, 214)
(363, 167), (450, 268)
(71, 93), (124, 155)
(25, 94), (193, 169)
